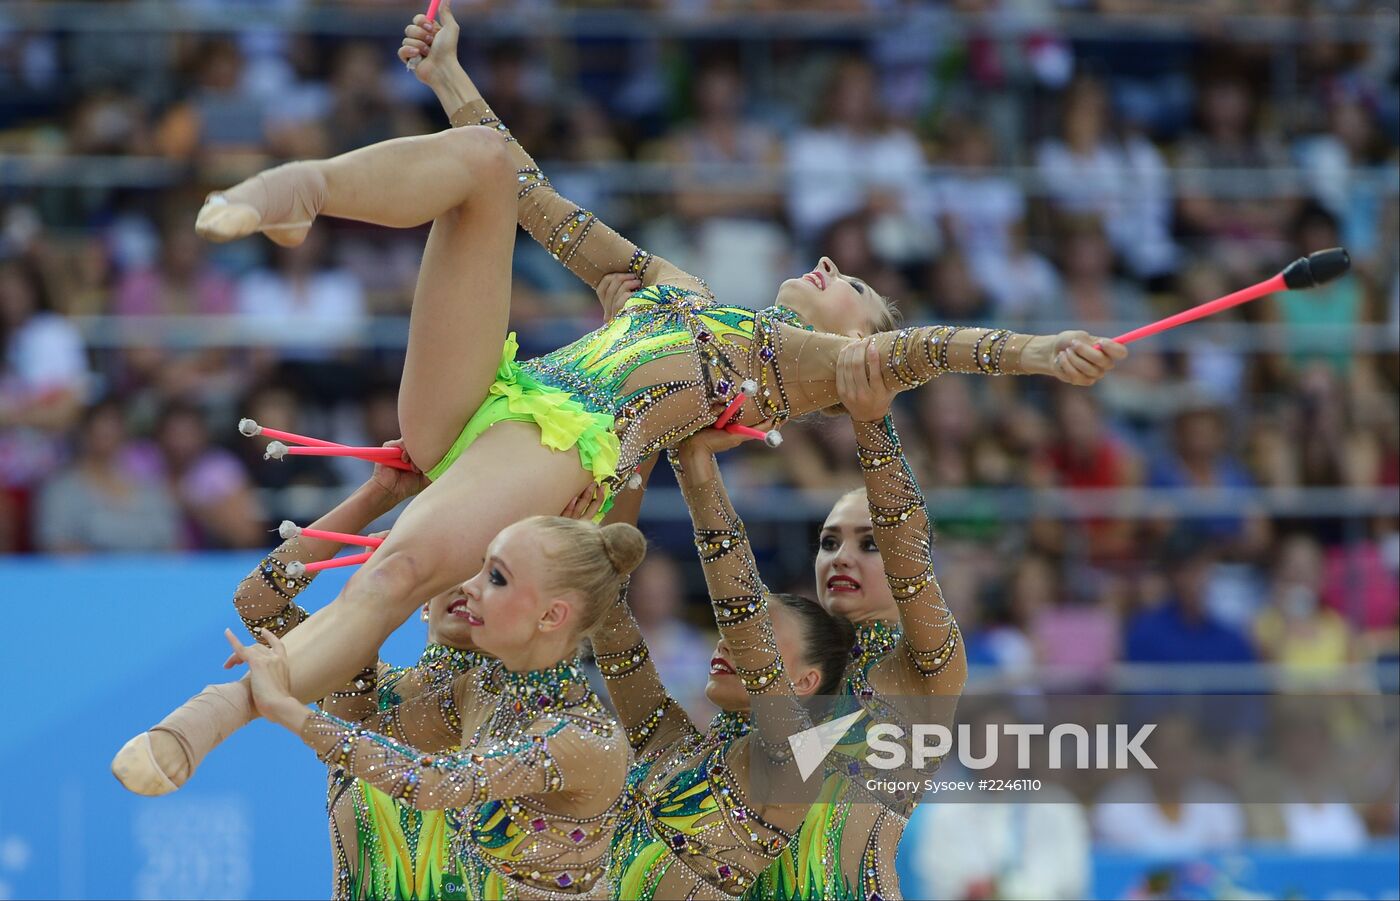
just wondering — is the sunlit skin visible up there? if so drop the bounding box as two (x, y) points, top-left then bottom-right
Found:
(815, 489), (899, 626)
(703, 603), (824, 711)
(774, 256), (886, 338)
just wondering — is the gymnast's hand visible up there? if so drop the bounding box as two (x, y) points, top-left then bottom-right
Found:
(399, 0), (460, 86)
(224, 628), (310, 732)
(836, 337), (896, 422)
(596, 272), (643, 321)
(369, 438), (429, 506)
(1041, 330), (1128, 387)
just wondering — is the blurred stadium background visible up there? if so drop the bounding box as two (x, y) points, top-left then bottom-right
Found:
(0, 0), (1397, 898)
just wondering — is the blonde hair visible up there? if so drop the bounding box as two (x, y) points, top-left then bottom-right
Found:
(526, 516), (647, 633)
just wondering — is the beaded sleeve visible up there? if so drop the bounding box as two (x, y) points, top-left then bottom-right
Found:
(300, 709), (600, 809)
(334, 671), (470, 754)
(449, 99), (712, 305)
(232, 539), (314, 638)
(854, 415), (967, 694)
(673, 458), (811, 763)
(875, 325), (1040, 386)
(592, 582), (697, 755)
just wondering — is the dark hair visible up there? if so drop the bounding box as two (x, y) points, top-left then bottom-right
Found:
(771, 592), (857, 697)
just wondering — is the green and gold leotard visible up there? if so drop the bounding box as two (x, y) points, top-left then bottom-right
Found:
(747, 416), (967, 901)
(300, 657), (630, 900)
(425, 97), (1049, 510)
(233, 541), (485, 900)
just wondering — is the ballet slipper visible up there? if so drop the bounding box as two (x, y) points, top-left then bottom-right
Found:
(111, 682), (255, 796)
(194, 162), (327, 248)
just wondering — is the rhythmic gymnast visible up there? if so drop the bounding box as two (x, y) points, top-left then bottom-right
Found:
(749, 341), (966, 900)
(230, 516), (644, 899)
(112, 0), (1124, 796)
(593, 428), (855, 898)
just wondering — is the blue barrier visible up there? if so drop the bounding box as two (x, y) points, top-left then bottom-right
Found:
(0, 554), (429, 900)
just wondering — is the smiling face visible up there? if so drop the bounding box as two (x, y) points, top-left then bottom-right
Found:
(775, 256), (889, 338)
(703, 601), (821, 711)
(815, 489), (898, 623)
(424, 586), (478, 651)
(453, 521), (578, 667)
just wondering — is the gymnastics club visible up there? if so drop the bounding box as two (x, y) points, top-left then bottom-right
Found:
(286, 551), (374, 578)
(278, 520), (385, 549)
(405, 0), (444, 72)
(713, 379), (759, 429)
(240, 418), (342, 448)
(1099, 248), (1351, 348)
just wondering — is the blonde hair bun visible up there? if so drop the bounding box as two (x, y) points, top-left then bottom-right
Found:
(600, 522), (647, 576)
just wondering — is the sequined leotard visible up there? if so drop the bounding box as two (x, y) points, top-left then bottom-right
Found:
(588, 460), (816, 899)
(297, 657), (630, 900)
(747, 415), (967, 901)
(435, 98), (1049, 501)
(233, 540), (486, 900)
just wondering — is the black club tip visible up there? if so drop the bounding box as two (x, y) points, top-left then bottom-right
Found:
(1281, 247), (1351, 290)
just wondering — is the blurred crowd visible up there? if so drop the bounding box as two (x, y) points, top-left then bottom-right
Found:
(0, 3), (1397, 690)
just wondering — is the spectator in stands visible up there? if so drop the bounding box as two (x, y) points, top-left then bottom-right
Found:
(1094, 716), (1246, 853)
(1124, 535), (1255, 665)
(112, 222), (244, 412)
(972, 219), (1063, 327)
(1040, 215), (1152, 333)
(1272, 202), (1368, 375)
(35, 401), (181, 553)
(660, 62), (789, 310)
(1036, 76), (1177, 283)
(0, 257), (90, 552)
(786, 57), (934, 265)
(146, 402), (266, 549)
(154, 37), (265, 158)
(1042, 388), (1142, 564)
(1177, 259), (1249, 406)
(924, 249), (994, 322)
(325, 41), (399, 154)
(235, 229), (368, 393)
(930, 120), (1024, 280)
(114, 222), (235, 318)
(1148, 398), (1268, 555)
(1253, 534), (1356, 684)
(625, 551), (715, 719)
(1296, 90), (1390, 268)
(1175, 70), (1297, 269)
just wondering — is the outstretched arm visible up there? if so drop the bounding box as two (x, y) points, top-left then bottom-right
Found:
(230, 629), (620, 809)
(586, 456), (699, 754)
(670, 435), (812, 761)
(836, 341), (965, 695)
(401, 8), (710, 310)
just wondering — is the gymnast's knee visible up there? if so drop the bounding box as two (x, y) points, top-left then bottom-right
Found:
(440, 126), (514, 200)
(344, 549), (426, 618)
